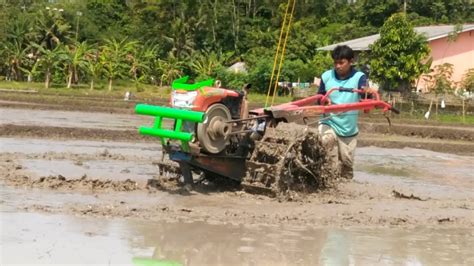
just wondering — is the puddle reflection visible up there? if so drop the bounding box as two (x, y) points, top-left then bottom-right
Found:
(128, 220), (474, 266)
(2, 212), (473, 265)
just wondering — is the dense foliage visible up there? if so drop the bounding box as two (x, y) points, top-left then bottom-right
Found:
(369, 13), (431, 93)
(0, 0), (472, 92)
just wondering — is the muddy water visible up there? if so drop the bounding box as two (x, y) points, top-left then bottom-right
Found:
(5, 137), (472, 200)
(1, 137), (161, 157)
(2, 137), (474, 265)
(2, 212), (473, 265)
(22, 159), (158, 182)
(0, 107), (154, 130)
(355, 147), (474, 200)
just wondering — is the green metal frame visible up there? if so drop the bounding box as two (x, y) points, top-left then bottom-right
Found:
(136, 104), (205, 152)
(171, 76), (214, 91)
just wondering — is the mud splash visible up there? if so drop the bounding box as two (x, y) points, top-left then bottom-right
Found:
(244, 123), (335, 196)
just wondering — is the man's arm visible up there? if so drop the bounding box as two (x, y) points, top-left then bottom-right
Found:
(358, 74), (367, 89)
(358, 74), (377, 98)
(318, 79), (326, 95)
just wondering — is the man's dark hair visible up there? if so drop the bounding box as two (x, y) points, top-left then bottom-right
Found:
(331, 45), (354, 61)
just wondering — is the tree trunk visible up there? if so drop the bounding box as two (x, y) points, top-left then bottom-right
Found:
(90, 79), (94, 91)
(11, 65), (18, 81)
(74, 66), (78, 84)
(397, 80), (411, 97)
(45, 67), (50, 89)
(67, 68), (73, 89)
(231, 0), (238, 51)
(209, 0), (217, 45)
(108, 78), (113, 91)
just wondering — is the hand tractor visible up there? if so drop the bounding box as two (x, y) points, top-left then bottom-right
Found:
(136, 76), (398, 195)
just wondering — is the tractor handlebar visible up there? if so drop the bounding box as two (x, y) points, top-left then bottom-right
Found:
(389, 106), (400, 114)
(321, 87), (381, 105)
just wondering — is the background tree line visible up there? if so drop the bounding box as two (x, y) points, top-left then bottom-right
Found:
(0, 0), (472, 93)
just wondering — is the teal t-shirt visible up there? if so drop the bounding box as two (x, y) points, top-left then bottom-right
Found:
(319, 69), (365, 137)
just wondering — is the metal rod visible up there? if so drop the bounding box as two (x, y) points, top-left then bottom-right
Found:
(227, 129), (254, 135)
(226, 115), (269, 123)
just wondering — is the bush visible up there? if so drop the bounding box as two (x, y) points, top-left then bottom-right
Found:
(460, 68), (474, 92)
(214, 66), (249, 91)
(430, 63), (455, 95)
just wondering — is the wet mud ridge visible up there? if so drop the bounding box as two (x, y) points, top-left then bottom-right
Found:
(0, 124), (152, 142)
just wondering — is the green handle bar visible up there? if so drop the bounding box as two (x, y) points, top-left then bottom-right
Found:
(136, 104), (204, 122)
(135, 104), (205, 152)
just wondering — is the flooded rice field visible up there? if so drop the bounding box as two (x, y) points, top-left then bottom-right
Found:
(1, 105), (474, 265)
(0, 107), (153, 130)
(2, 211), (472, 265)
(2, 136), (473, 265)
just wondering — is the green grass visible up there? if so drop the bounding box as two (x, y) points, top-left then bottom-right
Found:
(391, 111), (474, 125)
(426, 113), (474, 124)
(0, 80), (168, 99)
(247, 92), (293, 105)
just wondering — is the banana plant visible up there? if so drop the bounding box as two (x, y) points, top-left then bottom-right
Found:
(128, 42), (159, 89)
(1, 40), (29, 81)
(31, 43), (67, 89)
(190, 49), (222, 79)
(63, 41), (91, 88)
(100, 37), (138, 91)
(156, 52), (184, 87)
(85, 48), (101, 91)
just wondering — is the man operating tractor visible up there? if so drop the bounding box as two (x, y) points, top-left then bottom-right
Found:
(318, 45), (377, 180)
(135, 43), (397, 194)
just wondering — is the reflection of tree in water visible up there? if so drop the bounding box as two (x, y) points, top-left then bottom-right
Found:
(127, 220), (327, 265)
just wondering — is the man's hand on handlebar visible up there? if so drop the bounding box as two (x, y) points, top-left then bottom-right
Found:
(363, 87), (378, 94)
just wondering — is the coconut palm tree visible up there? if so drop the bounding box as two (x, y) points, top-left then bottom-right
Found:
(163, 17), (197, 60)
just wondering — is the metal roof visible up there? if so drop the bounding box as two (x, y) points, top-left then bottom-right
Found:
(317, 24), (474, 51)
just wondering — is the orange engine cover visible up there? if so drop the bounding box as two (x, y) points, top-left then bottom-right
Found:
(171, 87), (241, 112)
